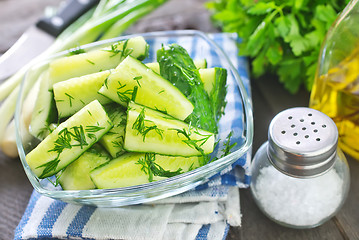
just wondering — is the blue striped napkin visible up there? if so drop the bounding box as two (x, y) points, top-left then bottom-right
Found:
(14, 32), (251, 240)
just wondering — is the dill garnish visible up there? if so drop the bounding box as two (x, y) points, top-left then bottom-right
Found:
(132, 107), (164, 141)
(170, 126), (211, 164)
(69, 126), (87, 148)
(68, 47), (85, 56)
(37, 158), (60, 179)
(48, 128), (73, 154)
(133, 76), (142, 87)
(65, 93), (74, 107)
(136, 153), (183, 182)
(211, 131), (237, 162)
(104, 40), (133, 59)
(86, 59), (95, 65)
(116, 81), (134, 103)
(86, 125), (105, 132)
(220, 131), (237, 158)
(111, 139), (123, 148)
(48, 170), (63, 187)
(132, 86), (138, 101)
(38, 125), (91, 178)
(87, 133), (97, 141)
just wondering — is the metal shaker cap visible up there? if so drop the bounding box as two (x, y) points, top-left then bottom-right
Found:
(267, 107), (338, 178)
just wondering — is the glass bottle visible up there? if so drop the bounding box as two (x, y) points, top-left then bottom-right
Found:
(250, 108), (350, 229)
(309, 0), (359, 160)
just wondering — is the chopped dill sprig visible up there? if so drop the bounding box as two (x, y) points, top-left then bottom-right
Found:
(87, 133), (97, 141)
(86, 125), (105, 132)
(132, 107), (164, 141)
(86, 59), (95, 65)
(133, 76), (142, 87)
(47, 170), (63, 187)
(173, 62), (199, 86)
(111, 140), (123, 148)
(65, 93), (74, 107)
(170, 127), (210, 155)
(116, 81), (134, 103)
(104, 40), (133, 59)
(48, 128), (73, 154)
(36, 157), (60, 178)
(136, 153), (182, 182)
(70, 126), (88, 148)
(220, 131), (237, 158)
(39, 125), (91, 177)
(68, 47), (85, 56)
(131, 86), (138, 101)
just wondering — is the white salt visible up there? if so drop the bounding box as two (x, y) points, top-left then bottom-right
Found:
(254, 165), (343, 227)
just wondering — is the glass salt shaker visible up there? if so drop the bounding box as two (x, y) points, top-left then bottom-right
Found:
(250, 107), (350, 229)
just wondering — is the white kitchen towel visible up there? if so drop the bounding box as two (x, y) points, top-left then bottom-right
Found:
(14, 32), (251, 240)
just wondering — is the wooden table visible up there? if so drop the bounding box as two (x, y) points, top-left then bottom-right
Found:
(0, 0), (358, 239)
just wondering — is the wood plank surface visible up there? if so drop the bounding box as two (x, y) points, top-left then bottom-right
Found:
(0, 0), (358, 239)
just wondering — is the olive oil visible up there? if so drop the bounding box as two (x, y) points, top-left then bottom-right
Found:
(310, 45), (359, 160)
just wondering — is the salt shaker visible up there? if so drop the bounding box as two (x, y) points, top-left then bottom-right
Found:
(250, 107), (350, 229)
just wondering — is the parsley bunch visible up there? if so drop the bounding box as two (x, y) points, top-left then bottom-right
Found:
(206, 0), (349, 93)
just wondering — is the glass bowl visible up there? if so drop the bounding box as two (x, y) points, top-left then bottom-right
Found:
(15, 30), (253, 207)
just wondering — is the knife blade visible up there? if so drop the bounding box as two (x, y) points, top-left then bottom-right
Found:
(0, 0), (99, 81)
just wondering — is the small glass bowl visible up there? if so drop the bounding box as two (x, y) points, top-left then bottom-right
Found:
(15, 30), (253, 207)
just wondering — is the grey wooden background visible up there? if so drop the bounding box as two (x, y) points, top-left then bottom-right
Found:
(0, 0), (359, 239)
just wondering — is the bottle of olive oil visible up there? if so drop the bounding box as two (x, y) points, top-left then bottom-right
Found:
(310, 0), (359, 160)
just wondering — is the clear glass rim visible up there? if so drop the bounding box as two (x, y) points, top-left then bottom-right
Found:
(15, 30), (253, 201)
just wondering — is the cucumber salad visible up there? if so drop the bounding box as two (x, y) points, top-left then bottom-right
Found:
(25, 36), (229, 190)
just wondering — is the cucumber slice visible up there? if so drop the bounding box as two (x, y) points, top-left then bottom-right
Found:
(99, 103), (127, 158)
(124, 102), (215, 156)
(145, 59), (207, 74)
(48, 36), (148, 89)
(26, 100), (113, 178)
(53, 70), (112, 118)
(57, 144), (111, 190)
(90, 152), (202, 189)
(98, 55), (194, 120)
(29, 70), (58, 140)
(199, 68), (216, 95)
(157, 44), (217, 133)
(199, 67), (227, 122)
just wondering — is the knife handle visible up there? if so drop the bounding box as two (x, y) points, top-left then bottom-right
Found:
(36, 0), (100, 37)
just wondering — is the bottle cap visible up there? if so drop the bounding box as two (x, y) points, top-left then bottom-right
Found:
(267, 107), (338, 178)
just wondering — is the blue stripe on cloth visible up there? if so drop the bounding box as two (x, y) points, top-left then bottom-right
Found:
(208, 35), (222, 68)
(66, 206), (96, 237)
(244, 174), (251, 185)
(37, 200), (67, 237)
(196, 224), (211, 240)
(190, 33), (198, 59)
(222, 224), (230, 240)
(14, 191), (41, 240)
(145, 38), (155, 64)
(221, 174), (237, 186)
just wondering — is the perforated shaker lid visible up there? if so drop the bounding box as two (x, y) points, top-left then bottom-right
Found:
(267, 107), (338, 178)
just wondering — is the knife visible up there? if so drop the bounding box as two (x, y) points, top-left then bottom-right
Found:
(0, 0), (99, 81)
